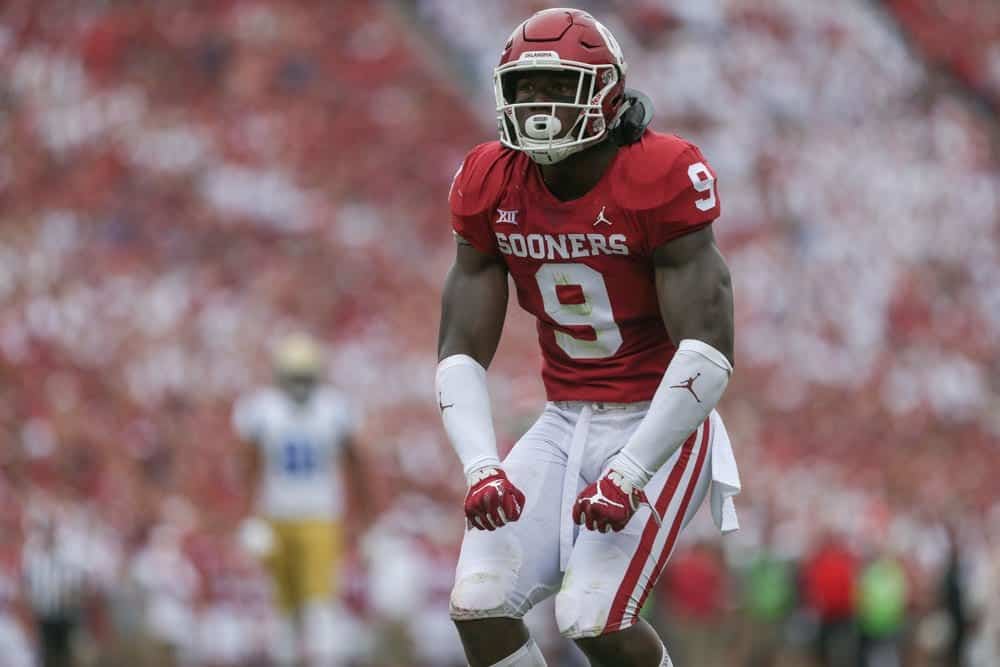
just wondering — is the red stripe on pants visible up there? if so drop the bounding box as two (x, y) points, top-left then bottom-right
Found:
(634, 419), (711, 616)
(603, 422), (704, 632)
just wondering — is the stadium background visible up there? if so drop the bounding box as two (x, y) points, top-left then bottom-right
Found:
(0, 0), (997, 665)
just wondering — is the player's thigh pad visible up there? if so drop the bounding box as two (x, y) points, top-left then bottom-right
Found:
(555, 415), (716, 639)
(450, 407), (571, 621)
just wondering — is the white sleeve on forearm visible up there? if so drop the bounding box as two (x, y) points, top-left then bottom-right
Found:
(435, 354), (501, 478)
(609, 339), (733, 488)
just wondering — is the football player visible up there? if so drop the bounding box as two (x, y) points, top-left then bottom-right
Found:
(233, 332), (367, 665)
(436, 9), (740, 667)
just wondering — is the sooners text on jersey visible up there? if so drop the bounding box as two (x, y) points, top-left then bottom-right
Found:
(450, 130), (720, 402)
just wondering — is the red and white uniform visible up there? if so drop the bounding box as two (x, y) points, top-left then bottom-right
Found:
(448, 131), (734, 638)
(451, 129), (720, 402)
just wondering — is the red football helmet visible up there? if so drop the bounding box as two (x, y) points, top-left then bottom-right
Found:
(494, 8), (628, 165)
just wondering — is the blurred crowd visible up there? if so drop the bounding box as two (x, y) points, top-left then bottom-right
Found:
(0, 0), (997, 665)
(886, 0), (1000, 110)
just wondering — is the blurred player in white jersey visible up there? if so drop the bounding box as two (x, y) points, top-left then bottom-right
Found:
(233, 333), (368, 666)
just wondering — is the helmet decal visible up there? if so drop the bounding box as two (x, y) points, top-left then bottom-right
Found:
(519, 50), (561, 60)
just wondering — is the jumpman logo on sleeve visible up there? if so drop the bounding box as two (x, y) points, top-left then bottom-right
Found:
(669, 373), (702, 402)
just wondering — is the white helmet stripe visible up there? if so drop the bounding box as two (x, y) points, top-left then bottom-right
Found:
(593, 20), (626, 71)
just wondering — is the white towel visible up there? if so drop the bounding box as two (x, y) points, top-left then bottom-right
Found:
(708, 411), (740, 534)
(560, 405), (592, 571)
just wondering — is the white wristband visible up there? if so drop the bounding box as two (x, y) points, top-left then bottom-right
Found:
(435, 354), (501, 479)
(609, 339), (732, 488)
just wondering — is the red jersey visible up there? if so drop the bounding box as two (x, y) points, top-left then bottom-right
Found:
(450, 130), (720, 402)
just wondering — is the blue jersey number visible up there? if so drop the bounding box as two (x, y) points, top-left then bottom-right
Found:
(281, 439), (317, 476)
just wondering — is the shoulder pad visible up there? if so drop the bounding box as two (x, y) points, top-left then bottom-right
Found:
(315, 385), (345, 409)
(233, 387), (276, 439)
(611, 131), (705, 211)
(316, 385), (357, 429)
(449, 141), (523, 217)
(239, 387), (270, 410)
(253, 388), (285, 415)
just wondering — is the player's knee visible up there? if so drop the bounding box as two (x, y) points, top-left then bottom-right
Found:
(449, 570), (518, 620)
(555, 585), (616, 639)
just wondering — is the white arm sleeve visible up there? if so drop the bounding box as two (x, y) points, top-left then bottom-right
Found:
(609, 339), (733, 487)
(435, 354), (501, 479)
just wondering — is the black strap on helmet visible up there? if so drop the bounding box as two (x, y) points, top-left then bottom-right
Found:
(611, 88), (655, 146)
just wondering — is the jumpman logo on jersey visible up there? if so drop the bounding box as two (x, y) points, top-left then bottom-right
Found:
(593, 205), (612, 227)
(669, 373), (702, 402)
(438, 392), (454, 413)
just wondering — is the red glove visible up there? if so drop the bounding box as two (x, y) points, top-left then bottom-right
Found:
(573, 470), (662, 533)
(464, 467), (525, 531)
